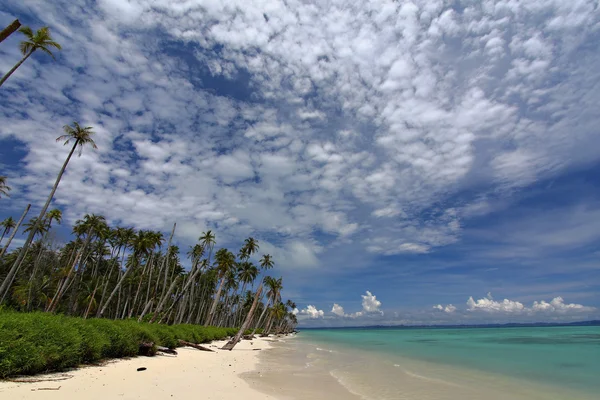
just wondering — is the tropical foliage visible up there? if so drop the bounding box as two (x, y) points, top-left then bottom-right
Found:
(0, 212), (297, 332)
(0, 25), (61, 87)
(0, 309), (253, 378)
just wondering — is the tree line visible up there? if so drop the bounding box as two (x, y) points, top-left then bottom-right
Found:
(0, 23), (298, 343)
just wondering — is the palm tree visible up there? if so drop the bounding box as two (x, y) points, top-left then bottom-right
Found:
(98, 229), (154, 317)
(22, 217), (49, 238)
(205, 248), (235, 326)
(26, 209), (62, 309)
(0, 19), (21, 44)
(0, 176), (11, 198)
(0, 205), (30, 259)
(0, 26), (61, 87)
(198, 230), (216, 265)
(0, 123), (96, 301)
(0, 217), (16, 245)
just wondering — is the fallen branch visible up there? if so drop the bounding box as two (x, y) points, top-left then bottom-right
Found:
(157, 346), (177, 355)
(178, 340), (215, 352)
(32, 386), (61, 391)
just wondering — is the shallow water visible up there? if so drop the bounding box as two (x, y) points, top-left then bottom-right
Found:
(244, 326), (599, 400)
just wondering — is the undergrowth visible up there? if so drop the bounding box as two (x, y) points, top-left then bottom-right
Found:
(0, 310), (245, 378)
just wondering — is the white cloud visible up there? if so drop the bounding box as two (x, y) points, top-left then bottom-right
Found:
(531, 297), (595, 314)
(331, 291), (384, 318)
(1, 0), (600, 282)
(299, 305), (325, 319)
(466, 294), (594, 315)
(433, 304), (457, 313)
(361, 290), (382, 313)
(331, 303), (345, 317)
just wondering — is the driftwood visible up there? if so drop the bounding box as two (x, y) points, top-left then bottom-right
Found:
(157, 346), (177, 355)
(32, 386), (61, 391)
(139, 342), (177, 356)
(178, 340), (215, 352)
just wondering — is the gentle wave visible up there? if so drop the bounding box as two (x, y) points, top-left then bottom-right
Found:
(316, 347), (336, 353)
(329, 369), (374, 400)
(400, 368), (462, 388)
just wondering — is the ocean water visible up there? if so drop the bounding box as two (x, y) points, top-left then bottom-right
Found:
(245, 326), (600, 400)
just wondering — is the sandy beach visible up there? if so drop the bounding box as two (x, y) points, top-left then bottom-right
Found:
(0, 337), (279, 400)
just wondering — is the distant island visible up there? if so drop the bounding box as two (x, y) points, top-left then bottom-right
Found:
(301, 320), (600, 330)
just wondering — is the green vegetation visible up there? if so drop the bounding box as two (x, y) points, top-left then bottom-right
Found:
(0, 310), (246, 378)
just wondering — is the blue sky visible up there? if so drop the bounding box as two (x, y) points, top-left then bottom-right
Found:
(1, 0), (599, 327)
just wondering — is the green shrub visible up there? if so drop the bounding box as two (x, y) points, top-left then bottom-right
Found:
(0, 310), (244, 378)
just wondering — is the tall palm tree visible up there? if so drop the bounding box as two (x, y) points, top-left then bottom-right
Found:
(205, 248), (235, 326)
(0, 176), (11, 198)
(26, 209), (62, 309)
(0, 217), (16, 245)
(0, 19), (21, 44)
(0, 26), (61, 87)
(0, 123), (96, 301)
(98, 229), (156, 317)
(0, 205), (30, 259)
(198, 230), (216, 265)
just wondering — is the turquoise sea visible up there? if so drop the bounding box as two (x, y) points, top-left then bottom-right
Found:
(246, 326), (600, 400)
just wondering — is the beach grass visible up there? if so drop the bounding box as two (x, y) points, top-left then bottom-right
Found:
(0, 309), (246, 378)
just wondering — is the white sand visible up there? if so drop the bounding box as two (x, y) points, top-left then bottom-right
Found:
(0, 338), (279, 400)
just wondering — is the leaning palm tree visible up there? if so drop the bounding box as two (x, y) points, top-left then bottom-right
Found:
(0, 19), (21, 44)
(0, 123), (96, 301)
(0, 217), (16, 245)
(0, 205), (30, 259)
(0, 176), (11, 198)
(0, 26), (61, 87)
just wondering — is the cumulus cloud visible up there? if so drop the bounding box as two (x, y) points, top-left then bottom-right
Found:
(331, 303), (345, 317)
(433, 304), (457, 313)
(331, 291), (384, 318)
(361, 291), (382, 314)
(298, 305), (325, 319)
(466, 294), (594, 314)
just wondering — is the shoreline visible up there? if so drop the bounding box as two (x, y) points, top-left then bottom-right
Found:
(245, 333), (597, 400)
(0, 337), (279, 400)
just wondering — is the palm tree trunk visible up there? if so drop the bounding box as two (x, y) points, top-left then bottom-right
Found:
(137, 299), (154, 322)
(251, 294), (272, 336)
(0, 49), (34, 87)
(205, 275), (225, 326)
(47, 251), (82, 312)
(96, 256), (117, 316)
(0, 204), (30, 259)
(222, 284), (263, 350)
(0, 140), (78, 299)
(158, 266), (202, 324)
(0, 229), (6, 245)
(149, 276), (180, 323)
(83, 282), (98, 319)
(26, 231), (51, 309)
(97, 257), (136, 317)
(0, 19), (20, 43)
(160, 223), (176, 298)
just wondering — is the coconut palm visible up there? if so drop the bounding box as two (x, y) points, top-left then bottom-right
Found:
(0, 26), (61, 87)
(26, 209), (62, 309)
(0, 217), (16, 245)
(98, 229), (155, 317)
(0, 176), (11, 198)
(205, 248), (235, 326)
(0, 123), (96, 301)
(0, 19), (21, 44)
(0, 205), (30, 259)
